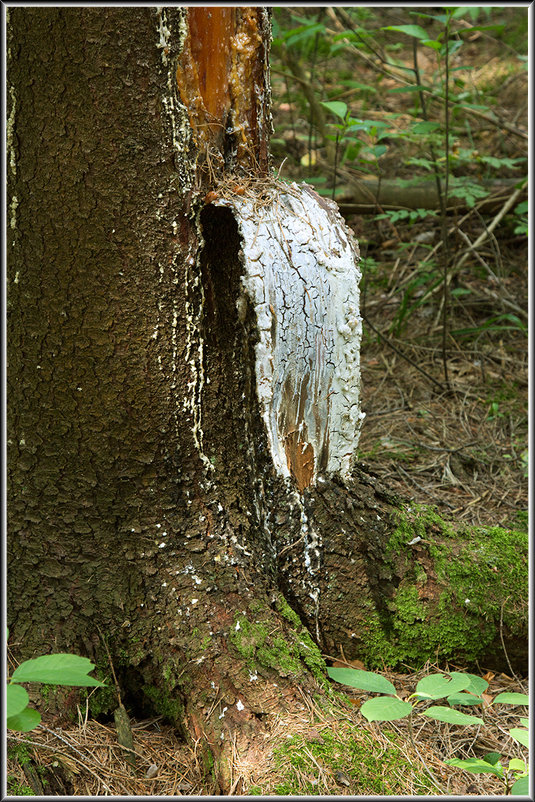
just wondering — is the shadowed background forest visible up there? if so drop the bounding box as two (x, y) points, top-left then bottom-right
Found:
(269, 6), (527, 532)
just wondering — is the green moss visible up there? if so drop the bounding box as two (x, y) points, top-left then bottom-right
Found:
(201, 743), (215, 778)
(228, 599), (328, 685)
(163, 664), (172, 683)
(275, 596), (328, 683)
(352, 610), (398, 669)
(229, 616), (268, 664)
(7, 778), (34, 796)
(255, 724), (435, 795)
(434, 524), (527, 632)
(83, 661), (117, 717)
(142, 684), (184, 725)
(8, 744), (32, 767)
(7, 745), (35, 796)
(359, 504), (528, 670)
(257, 637), (303, 676)
(513, 509), (528, 533)
(386, 503), (455, 561)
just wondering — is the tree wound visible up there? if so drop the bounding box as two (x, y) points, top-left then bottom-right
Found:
(216, 181), (364, 492)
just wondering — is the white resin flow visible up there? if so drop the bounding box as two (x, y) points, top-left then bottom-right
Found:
(217, 182), (365, 492)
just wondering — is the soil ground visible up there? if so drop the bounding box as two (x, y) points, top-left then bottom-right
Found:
(7, 8), (528, 797)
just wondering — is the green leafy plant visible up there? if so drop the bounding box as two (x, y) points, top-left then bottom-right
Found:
(327, 666), (529, 795)
(319, 100), (391, 197)
(272, 6), (527, 357)
(512, 199), (528, 236)
(445, 724), (529, 796)
(7, 630), (106, 732)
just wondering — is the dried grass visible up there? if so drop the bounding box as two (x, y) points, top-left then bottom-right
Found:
(7, 664), (528, 796)
(358, 260), (528, 529)
(7, 714), (204, 797)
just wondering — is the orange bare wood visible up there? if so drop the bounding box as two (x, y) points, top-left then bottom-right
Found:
(188, 7), (235, 122)
(176, 7), (270, 174)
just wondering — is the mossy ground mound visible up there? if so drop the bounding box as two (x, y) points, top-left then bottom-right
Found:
(356, 504), (528, 672)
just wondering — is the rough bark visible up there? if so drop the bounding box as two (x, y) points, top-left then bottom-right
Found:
(7, 7), (527, 792)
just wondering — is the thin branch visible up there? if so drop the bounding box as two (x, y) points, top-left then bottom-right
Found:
(452, 180), (527, 273)
(7, 733), (114, 794)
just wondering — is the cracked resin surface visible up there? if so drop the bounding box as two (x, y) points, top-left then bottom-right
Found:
(218, 182), (364, 491)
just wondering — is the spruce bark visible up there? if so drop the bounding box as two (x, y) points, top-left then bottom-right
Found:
(7, 7), (527, 790)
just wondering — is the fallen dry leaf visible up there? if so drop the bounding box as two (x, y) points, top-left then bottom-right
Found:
(481, 692), (494, 709)
(331, 658), (366, 670)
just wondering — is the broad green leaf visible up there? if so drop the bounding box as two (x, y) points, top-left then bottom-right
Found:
(411, 121), (441, 134)
(421, 39), (442, 51)
(340, 80), (377, 94)
(464, 673), (489, 696)
(461, 24), (505, 35)
(482, 753), (501, 766)
(415, 672), (470, 700)
(320, 101), (348, 122)
(520, 717), (529, 727)
(381, 24), (430, 40)
(11, 654), (105, 687)
(510, 728), (529, 748)
(388, 85), (424, 94)
(361, 696), (413, 722)
(327, 667), (396, 695)
(422, 706), (483, 725)
(452, 102), (492, 112)
(6, 684), (30, 718)
(7, 707), (41, 732)
(492, 692), (529, 706)
(444, 757), (503, 777)
(511, 775), (530, 795)
(284, 23), (325, 48)
(451, 7), (474, 19)
(411, 11), (448, 24)
(447, 692), (482, 706)
(508, 758), (527, 773)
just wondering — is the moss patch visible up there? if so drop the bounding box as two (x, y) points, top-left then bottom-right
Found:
(142, 684), (184, 727)
(251, 724), (436, 795)
(275, 595), (328, 683)
(359, 504), (528, 670)
(228, 595), (328, 685)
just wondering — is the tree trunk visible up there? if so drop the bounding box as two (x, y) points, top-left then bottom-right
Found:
(7, 7), (527, 792)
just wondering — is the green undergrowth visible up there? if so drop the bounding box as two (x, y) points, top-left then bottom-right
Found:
(358, 504), (527, 670)
(7, 744), (34, 796)
(248, 723), (436, 795)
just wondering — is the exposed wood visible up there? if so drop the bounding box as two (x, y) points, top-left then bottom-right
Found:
(176, 7), (271, 174)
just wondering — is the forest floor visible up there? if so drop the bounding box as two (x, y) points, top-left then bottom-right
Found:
(352, 214), (528, 533)
(7, 9), (528, 798)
